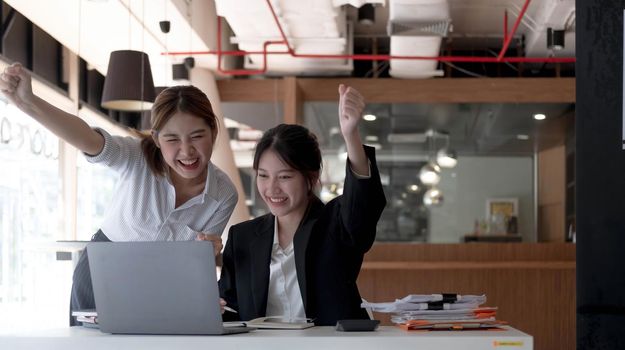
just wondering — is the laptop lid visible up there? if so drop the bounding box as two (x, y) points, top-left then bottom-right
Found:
(87, 241), (248, 335)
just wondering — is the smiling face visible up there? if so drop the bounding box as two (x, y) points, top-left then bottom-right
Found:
(256, 149), (312, 223)
(154, 111), (215, 183)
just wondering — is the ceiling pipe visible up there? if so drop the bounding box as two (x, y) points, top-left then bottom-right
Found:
(497, 0), (531, 61)
(503, 10), (508, 45)
(163, 0), (575, 75)
(215, 16), (285, 75)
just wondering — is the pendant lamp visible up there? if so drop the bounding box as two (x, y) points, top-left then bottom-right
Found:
(419, 162), (441, 186)
(423, 187), (444, 207)
(101, 50), (156, 111)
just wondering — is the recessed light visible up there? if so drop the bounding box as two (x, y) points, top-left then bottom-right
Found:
(533, 113), (546, 120)
(363, 114), (377, 121)
(517, 134), (530, 140)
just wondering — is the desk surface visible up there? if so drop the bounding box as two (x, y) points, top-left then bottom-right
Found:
(2, 326), (532, 350)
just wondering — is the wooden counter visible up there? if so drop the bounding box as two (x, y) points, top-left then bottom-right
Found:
(357, 243), (575, 350)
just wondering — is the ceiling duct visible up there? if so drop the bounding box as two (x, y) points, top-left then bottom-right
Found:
(216, 0), (354, 75)
(389, 20), (450, 37)
(388, 0), (450, 79)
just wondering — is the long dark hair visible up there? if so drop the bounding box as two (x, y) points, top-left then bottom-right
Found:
(137, 85), (219, 176)
(253, 124), (322, 192)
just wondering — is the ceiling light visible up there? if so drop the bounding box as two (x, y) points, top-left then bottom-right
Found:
(408, 184), (419, 192)
(436, 148), (458, 168)
(533, 113), (546, 120)
(517, 134), (530, 140)
(365, 135), (379, 142)
(423, 188), (444, 207)
(101, 50), (156, 111)
(363, 114), (377, 121)
(419, 162), (441, 186)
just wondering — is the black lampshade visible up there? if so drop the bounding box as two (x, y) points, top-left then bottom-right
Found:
(101, 50), (156, 111)
(358, 4), (375, 26)
(172, 63), (189, 80)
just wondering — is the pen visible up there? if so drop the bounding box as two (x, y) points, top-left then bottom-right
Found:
(224, 305), (238, 314)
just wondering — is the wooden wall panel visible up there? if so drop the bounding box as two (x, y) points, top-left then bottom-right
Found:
(539, 204), (565, 243)
(217, 79), (283, 102)
(357, 243), (575, 350)
(283, 76), (302, 125)
(538, 145), (566, 242)
(364, 242), (575, 262)
(538, 146), (565, 205)
(298, 78), (575, 103)
(217, 78), (575, 103)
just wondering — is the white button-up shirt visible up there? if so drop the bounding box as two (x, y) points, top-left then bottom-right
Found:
(265, 217), (306, 321)
(84, 128), (238, 242)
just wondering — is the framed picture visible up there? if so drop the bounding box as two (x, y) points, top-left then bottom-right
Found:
(486, 197), (518, 219)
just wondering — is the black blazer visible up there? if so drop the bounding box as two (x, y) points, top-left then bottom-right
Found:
(219, 146), (386, 325)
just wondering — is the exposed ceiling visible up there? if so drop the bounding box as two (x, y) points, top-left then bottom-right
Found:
(7, 0), (575, 78)
(8, 0), (575, 161)
(214, 0), (575, 77)
(213, 0), (575, 163)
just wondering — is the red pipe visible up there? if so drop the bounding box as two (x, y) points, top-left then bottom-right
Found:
(503, 10), (508, 45)
(163, 0), (575, 74)
(497, 0), (531, 61)
(216, 16), (279, 75)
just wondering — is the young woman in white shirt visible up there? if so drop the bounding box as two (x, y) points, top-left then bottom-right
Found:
(0, 63), (236, 324)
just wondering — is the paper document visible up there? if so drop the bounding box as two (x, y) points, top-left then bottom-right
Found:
(71, 309), (98, 317)
(243, 316), (315, 329)
(398, 319), (507, 331)
(361, 294), (487, 313)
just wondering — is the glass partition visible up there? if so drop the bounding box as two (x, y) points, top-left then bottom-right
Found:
(225, 100), (574, 243)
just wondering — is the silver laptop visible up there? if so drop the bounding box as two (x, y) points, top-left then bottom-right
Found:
(87, 241), (250, 335)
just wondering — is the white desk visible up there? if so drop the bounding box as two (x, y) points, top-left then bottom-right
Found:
(1, 326), (532, 350)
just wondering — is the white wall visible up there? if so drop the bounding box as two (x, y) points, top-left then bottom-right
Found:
(429, 156), (535, 243)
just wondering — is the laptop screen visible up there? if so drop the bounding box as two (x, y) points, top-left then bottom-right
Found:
(87, 241), (231, 335)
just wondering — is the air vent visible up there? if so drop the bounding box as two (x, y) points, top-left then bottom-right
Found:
(388, 20), (451, 37)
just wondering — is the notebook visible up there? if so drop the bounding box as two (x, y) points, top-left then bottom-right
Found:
(87, 240), (251, 335)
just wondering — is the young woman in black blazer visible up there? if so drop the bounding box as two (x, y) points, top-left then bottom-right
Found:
(219, 84), (386, 326)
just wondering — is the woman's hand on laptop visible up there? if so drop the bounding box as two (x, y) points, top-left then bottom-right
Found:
(195, 233), (223, 256)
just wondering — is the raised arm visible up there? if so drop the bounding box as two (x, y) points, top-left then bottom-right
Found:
(338, 84), (368, 176)
(335, 85), (386, 250)
(0, 63), (104, 156)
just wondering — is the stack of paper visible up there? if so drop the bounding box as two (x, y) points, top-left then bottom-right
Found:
(71, 309), (99, 329)
(361, 294), (507, 331)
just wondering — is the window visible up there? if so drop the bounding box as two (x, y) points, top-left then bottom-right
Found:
(76, 156), (118, 241)
(0, 100), (71, 330)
